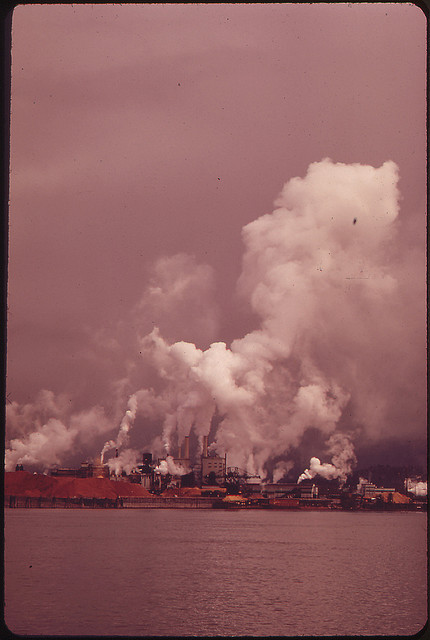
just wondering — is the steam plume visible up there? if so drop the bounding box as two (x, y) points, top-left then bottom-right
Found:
(155, 455), (190, 476)
(100, 394), (138, 463)
(107, 449), (140, 476)
(297, 433), (356, 484)
(5, 392), (113, 471)
(132, 159), (400, 477)
(273, 460), (294, 484)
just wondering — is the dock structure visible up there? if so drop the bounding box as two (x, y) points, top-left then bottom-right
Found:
(5, 494), (219, 509)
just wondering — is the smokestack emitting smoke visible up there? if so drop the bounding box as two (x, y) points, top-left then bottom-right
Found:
(203, 435), (208, 458)
(107, 449), (139, 476)
(6, 160), (417, 478)
(183, 436), (190, 460)
(100, 394), (138, 463)
(155, 455), (189, 476)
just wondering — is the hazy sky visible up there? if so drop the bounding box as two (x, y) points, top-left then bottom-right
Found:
(6, 3), (427, 476)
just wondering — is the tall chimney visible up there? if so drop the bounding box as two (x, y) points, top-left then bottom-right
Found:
(203, 435), (208, 458)
(184, 436), (190, 460)
(142, 452), (152, 465)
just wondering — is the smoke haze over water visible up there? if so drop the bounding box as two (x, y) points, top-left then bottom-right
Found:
(5, 160), (426, 478)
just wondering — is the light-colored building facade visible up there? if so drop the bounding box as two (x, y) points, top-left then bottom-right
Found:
(200, 435), (226, 485)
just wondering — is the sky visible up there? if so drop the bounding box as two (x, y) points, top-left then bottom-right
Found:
(5, 3), (427, 479)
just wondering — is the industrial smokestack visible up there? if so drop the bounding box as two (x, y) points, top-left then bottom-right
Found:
(203, 435), (208, 458)
(115, 448), (119, 458)
(184, 436), (190, 460)
(142, 452), (152, 465)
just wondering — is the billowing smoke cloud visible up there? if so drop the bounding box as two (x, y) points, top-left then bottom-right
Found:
(107, 449), (140, 476)
(133, 253), (220, 346)
(5, 391), (113, 471)
(297, 433), (356, 484)
(115, 159), (401, 477)
(5, 418), (77, 471)
(6, 160), (422, 479)
(273, 460), (295, 484)
(155, 455), (189, 476)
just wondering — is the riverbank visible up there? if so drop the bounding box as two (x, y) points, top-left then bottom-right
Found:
(4, 471), (426, 511)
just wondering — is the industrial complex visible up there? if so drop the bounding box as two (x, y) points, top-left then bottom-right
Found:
(49, 435), (229, 493)
(4, 435), (427, 511)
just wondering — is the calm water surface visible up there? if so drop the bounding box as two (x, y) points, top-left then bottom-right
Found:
(4, 509), (427, 637)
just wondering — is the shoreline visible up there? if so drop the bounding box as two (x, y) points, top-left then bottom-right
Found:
(5, 495), (426, 511)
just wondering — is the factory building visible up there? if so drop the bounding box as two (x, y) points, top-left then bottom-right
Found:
(50, 467), (83, 478)
(51, 456), (109, 479)
(152, 437), (194, 492)
(245, 481), (263, 496)
(200, 435), (226, 485)
(263, 482), (318, 499)
(126, 453), (155, 487)
(263, 482), (298, 498)
(174, 435), (191, 473)
(136, 452), (154, 489)
(90, 455), (110, 478)
(49, 435), (228, 492)
(357, 482), (396, 497)
(299, 483), (319, 499)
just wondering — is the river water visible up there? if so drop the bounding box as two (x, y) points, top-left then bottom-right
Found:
(4, 509), (427, 637)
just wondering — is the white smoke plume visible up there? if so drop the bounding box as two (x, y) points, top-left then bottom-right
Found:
(107, 448), (140, 477)
(5, 392), (113, 472)
(154, 455), (189, 476)
(128, 159), (401, 477)
(133, 253), (220, 346)
(5, 418), (77, 472)
(100, 393), (138, 463)
(298, 433), (356, 484)
(273, 460), (295, 484)
(327, 432), (357, 478)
